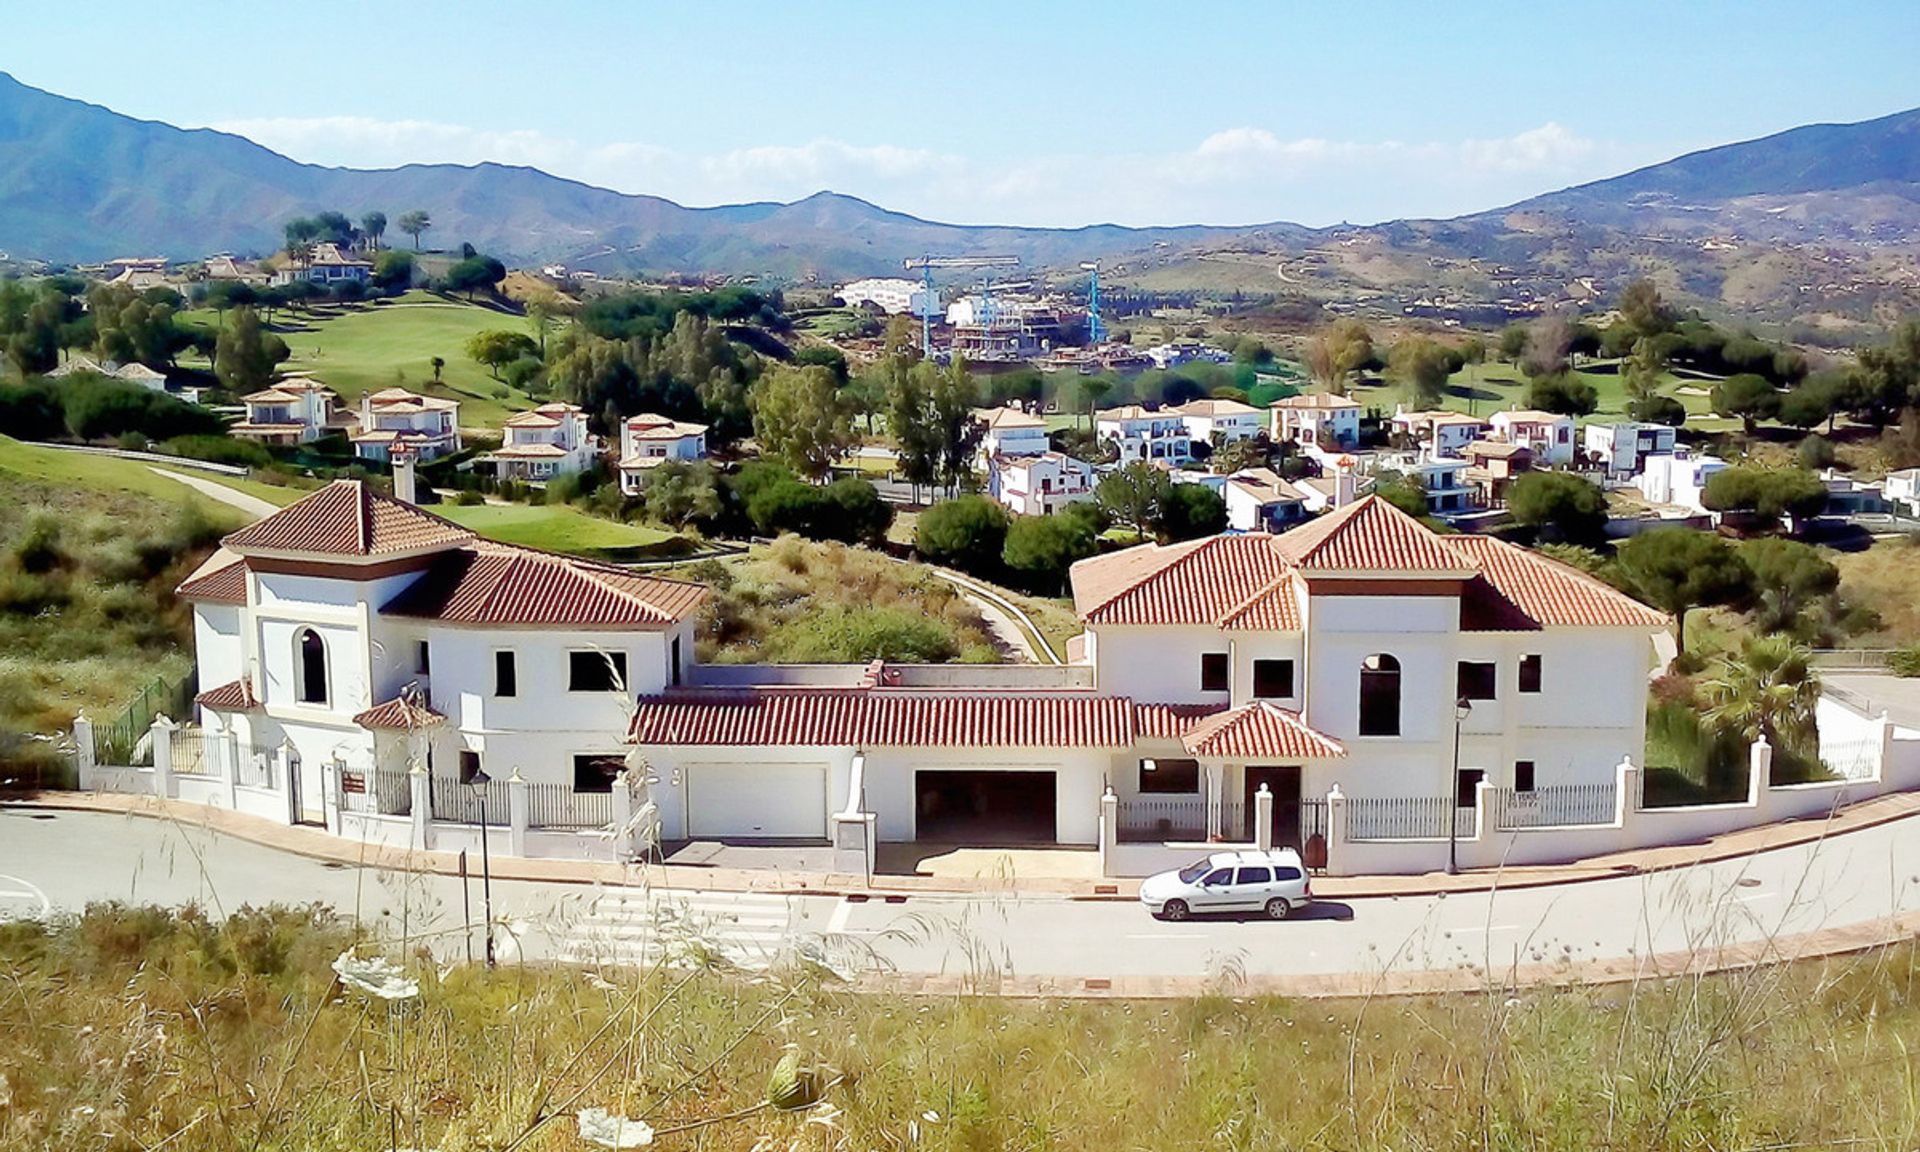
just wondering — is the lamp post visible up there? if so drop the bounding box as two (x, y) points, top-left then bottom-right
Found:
(469, 767), (496, 969)
(1447, 697), (1472, 876)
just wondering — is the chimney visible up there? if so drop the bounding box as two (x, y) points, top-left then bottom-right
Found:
(1333, 456), (1356, 508)
(392, 445), (417, 505)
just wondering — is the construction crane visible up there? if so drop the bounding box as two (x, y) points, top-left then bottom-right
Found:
(1080, 261), (1105, 344)
(903, 254), (1019, 358)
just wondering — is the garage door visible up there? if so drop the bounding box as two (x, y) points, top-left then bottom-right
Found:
(687, 763), (828, 839)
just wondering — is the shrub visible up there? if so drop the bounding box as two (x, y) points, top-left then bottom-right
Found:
(1507, 472), (1608, 544)
(1797, 434), (1836, 471)
(454, 489), (485, 506)
(1888, 647), (1920, 678)
(916, 495), (1010, 575)
(162, 434), (272, 469)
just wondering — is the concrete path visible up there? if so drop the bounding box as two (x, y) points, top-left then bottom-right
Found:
(927, 567), (1061, 664)
(7, 800), (1920, 997)
(149, 466), (279, 519)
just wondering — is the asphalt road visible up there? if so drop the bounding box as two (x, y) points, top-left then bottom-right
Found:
(3, 806), (1916, 986)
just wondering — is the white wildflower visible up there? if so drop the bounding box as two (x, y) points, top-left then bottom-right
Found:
(805, 1101), (842, 1130)
(922, 1110), (940, 1123)
(331, 950), (420, 1002)
(577, 1107), (654, 1148)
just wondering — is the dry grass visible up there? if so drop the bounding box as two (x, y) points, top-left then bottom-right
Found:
(4, 902), (1920, 1150)
(1831, 535), (1920, 647)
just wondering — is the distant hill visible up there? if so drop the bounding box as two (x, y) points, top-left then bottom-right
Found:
(3, 71), (1920, 329)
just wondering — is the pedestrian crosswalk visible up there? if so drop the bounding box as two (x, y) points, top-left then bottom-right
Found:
(556, 887), (801, 970)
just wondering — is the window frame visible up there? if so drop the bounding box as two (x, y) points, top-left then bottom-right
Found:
(295, 628), (329, 706)
(568, 650), (628, 694)
(572, 752), (624, 794)
(1456, 767), (1486, 808)
(414, 639), (431, 676)
(1456, 660), (1498, 702)
(1138, 758), (1201, 795)
(1199, 652), (1230, 693)
(1514, 760), (1537, 793)
(1518, 654), (1543, 694)
(457, 749), (481, 784)
(494, 650), (518, 698)
(1252, 658), (1296, 700)
(1358, 653), (1402, 737)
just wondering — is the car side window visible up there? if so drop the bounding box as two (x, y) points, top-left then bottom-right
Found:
(1202, 868), (1233, 886)
(1274, 866), (1303, 881)
(1235, 867), (1272, 885)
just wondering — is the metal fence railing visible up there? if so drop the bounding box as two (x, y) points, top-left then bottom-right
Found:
(429, 774), (510, 825)
(342, 766), (413, 817)
(1344, 796), (1477, 841)
(527, 784), (613, 830)
(1491, 784), (1617, 830)
(1294, 798), (1329, 848)
(1114, 797), (1248, 843)
(233, 742), (273, 789)
(94, 672), (195, 766)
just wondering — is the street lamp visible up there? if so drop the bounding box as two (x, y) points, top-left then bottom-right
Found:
(1447, 697), (1472, 876)
(469, 767), (496, 969)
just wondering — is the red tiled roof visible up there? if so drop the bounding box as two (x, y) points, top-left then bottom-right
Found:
(1442, 535), (1670, 630)
(1132, 702), (1225, 741)
(1181, 703), (1345, 759)
(1071, 535), (1289, 626)
(353, 694), (447, 730)
(223, 481), (473, 559)
(1217, 571), (1303, 630)
(196, 679), (259, 710)
(177, 549), (247, 604)
(1271, 495), (1471, 573)
(629, 690), (1140, 747)
(382, 544), (706, 628)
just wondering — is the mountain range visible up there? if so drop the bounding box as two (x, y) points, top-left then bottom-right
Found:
(3, 71), (1919, 331)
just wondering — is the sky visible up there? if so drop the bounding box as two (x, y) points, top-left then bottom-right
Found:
(6, 1), (1919, 229)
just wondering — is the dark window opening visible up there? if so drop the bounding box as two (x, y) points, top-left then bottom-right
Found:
(1138, 758), (1200, 794)
(1519, 654), (1542, 694)
(297, 629), (328, 705)
(414, 640), (431, 675)
(1200, 652), (1230, 693)
(1253, 658), (1295, 699)
(1235, 866), (1272, 885)
(1275, 865), (1303, 881)
(671, 637), (683, 688)
(1456, 767), (1486, 808)
(457, 750), (481, 784)
(1358, 653), (1401, 736)
(573, 753), (624, 793)
(1456, 661), (1497, 701)
(569, 650), (627, 693)
(494, 651), (517, 697)
(1514, 760), (1536, 793)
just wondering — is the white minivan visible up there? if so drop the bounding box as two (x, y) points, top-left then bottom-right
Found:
(1138, 849), (1312, 921)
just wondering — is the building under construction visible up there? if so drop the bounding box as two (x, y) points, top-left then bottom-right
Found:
(946, 295), (1067, 362)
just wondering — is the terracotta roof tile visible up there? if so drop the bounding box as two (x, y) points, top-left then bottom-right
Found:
(353, 693), (447, 730)
(223, 481), (473, 558)
(1272, 392), (1361, 410)
(176, 549), (247, 604)
(1181, 703), (1345, 759)
(1218, 571), (1303, 630)
(1442, 535), (1670, 630)
(195, 679), (259, 710)
(628, 690), (1138, 747)
(1071, 535), (1289, 626)
(1271, 496), (1471, 573)
(1132, 702), (1225, 741)
(382, 544), (705, 628)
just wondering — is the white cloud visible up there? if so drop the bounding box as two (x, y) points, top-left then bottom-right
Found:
(203, 114), (1635, 227)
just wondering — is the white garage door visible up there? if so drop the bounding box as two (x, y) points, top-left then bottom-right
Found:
(687, 763), (828, 839)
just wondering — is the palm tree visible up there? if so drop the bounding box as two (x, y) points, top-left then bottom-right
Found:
(360, 211), (387, 253)
(1081, 376), (1114, 434)
(1701, 635), (1820, 754)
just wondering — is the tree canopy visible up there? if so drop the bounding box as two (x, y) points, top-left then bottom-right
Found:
(1614, 529), (1750, 652)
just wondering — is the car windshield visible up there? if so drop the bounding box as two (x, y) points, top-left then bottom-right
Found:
(1177, 860), (1214, 884)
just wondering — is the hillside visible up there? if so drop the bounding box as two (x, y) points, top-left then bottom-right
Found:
(6, 72), (1920, 328)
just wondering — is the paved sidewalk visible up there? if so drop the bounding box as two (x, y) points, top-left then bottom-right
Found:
(14, 788), (1920, 901)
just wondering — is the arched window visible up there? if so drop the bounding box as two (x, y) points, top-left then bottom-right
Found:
(1358, 653), (1401, 736)
(296, 629), (329, 705)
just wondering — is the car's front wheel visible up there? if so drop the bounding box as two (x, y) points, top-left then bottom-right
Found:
(1160, 899), (1189, 922)
(1265, 897), (1291, 920)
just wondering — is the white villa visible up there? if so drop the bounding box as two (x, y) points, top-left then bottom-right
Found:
(352, 389), (462, 462)
(989, 451), (1096, 516)
(1095, 405), (1193, 464)
(1222, 468), (1309, 533)
(231, 377), (342, 445)
(1390, 408), (1488, 459)
(480, 403), (599, 482)
(974, 406), (1051, 465)
(1886, 468), (1920, 518)
(129, 481), (1679, 875)
(1270, 393), (1361, 449)
(835, 277), (929, 316)
(47, 354), (171, 393)
(1638, 448), (1727, 514)
(616, 413), (709, 496)
(1489, 409), (1575, 466)
(1174, 398), (1263, 446)
(271, 242), (374, 287)
(1585, 421), (1678, 479)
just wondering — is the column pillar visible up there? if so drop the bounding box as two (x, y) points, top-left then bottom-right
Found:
(72, 714), (95, 787)
(275, 741), (297, 825)
(324, 758), (344, 836)
(408, 767), (432, 851)
(611, 770), (636, 862)
(1325, 784), (1350, 877)
(149, 714), (176, 800)
(1204, 761), (1225, 840)
(507, 771), (529, 858)
(1099, 786), (1119, 878)
(1254, 783), (1274, 851)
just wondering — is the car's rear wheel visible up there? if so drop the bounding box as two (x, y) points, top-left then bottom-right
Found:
(1161, 899), (1189, 922)
(1265, 897), (1291, 920)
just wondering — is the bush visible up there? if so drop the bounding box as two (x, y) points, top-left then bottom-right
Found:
(1797, 434), (1836, 470)
(0, 380), (65, 440)
(768, 603), (959, 663)
(916, 495), (1010, 575)
(1507, 472), (1608, 544)
(1524, 371), (1598, 416)
(161, 434), (272, 469)
(1888, 647), (1920, 678)
(115, 431), (149, 452)
(59, 374), (224, 442)
(454, 489), (485, 506)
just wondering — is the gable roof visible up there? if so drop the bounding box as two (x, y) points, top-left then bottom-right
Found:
(1181, 702), (1345, 759)
(1270, 496), (1472, 574)
(1217, 571), (1303, 631)
(1071, 534), (1288, 626)
(353, 693), (447, 730)
(1493, 409), (1570, 424)
(222, 480), (474, 559)
(1174, 398), (1259, 418)
(176, 548), (247, 604)
(381, 543), (706, 628)
(1442, 535), (1670, 630)
(1272, 392), (1360, 410)
(195, 679), (259, 710)
(975, 406), (1047, 430)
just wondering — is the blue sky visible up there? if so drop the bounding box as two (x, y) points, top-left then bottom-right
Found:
(6, 1), (1918, 227)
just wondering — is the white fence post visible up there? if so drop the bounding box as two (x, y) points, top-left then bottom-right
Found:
(276, 742), (297, 825)
(150, 715), (176, 799)
(1254, 784), (1274, 852)
(1615, 755), (1640, 826)
(1099, 786), (1119, 878)
(408, 768), (432, 851)
(507, 772), (529, 857)
(1325, 785), (1349, 876)
(324, 759), (344, 836)
(72, 714), (95, 785)
(1748, 736), (1773, 806)
(611, 770), (636, 861)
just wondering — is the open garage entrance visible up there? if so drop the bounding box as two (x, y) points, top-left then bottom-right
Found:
(914, 770), (1057, 844)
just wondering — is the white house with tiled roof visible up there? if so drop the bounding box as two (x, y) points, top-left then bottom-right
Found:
(617, 413), (709, 495)
(1489, 408), (1575, 466)
(353, 388), (462, 462)
(479, 403), (599, 482)
(973, 405), (1050, 465)
(989, 451), (1096, 516)
(1096, 404), (1193, 464)
(1270, 392), (1362, 448)
(231, 377), (341, 445)
(1173, 397), (1263, 446)
(1222, 467), (1309, 532)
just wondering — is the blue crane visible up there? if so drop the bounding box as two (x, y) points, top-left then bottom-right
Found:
(902, 254), (1020, 359)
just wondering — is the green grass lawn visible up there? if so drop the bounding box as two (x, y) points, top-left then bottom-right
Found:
(435, 501), (678, 557)
(1349, 359), (1720, 425)
(184, 292), (543, 429)
(0, 436), (298, 525)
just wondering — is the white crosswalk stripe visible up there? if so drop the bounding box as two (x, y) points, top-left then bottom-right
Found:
(556, 887), (801, 970)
